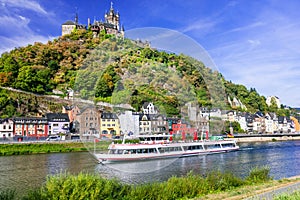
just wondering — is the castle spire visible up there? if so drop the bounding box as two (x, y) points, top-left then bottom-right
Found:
(75, 7), (78, 24)
(110, 1), (113, 10)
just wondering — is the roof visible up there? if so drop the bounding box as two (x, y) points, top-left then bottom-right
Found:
(101, 112), (118, 119)
(46, 113), (70, 122)
(13, 117), (48, 124)
(63, 105), (76, 111)
(62, 20), (76, 25)
(139, 114), (150, 121)
(0, 118), (13, 124)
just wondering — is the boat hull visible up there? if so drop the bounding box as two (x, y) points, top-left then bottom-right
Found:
(94, 140), (239, 163)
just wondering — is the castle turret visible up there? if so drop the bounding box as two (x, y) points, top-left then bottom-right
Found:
(75, 12), (78, 24)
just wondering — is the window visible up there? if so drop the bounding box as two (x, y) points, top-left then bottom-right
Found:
(3, 125), (6, 129)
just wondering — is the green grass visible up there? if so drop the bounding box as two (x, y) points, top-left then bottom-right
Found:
(274, 191), (300, 200)
(0, 142), (89, 156)
(0, 189), (15, 200)
(0, 167), (272, 200)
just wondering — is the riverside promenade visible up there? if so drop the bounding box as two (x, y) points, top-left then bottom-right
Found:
(232, 133), (300, 143)
(245, 176), (300, 200)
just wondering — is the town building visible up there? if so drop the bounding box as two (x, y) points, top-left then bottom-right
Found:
(266, 96), (281, 108)
(62, 105), (80, 133)
(142, 102), (158, 114)
(76, 106), (101, 139)
(139, 114), (152, 135)
(0, 119), (14, 138)
(13, 117), (48, 140)
(100, 112), (120, 138)
(150, 114), (169, 135)
(118, 110), (139, 136)
(46, 113), (70, 137)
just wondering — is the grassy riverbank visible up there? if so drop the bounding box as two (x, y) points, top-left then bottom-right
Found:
(0, 142), (89, 156)
(0, 167), (272, 200)
(0, 140), (114, 156)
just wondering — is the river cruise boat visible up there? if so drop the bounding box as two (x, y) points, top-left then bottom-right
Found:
(94, 135), (239, 163)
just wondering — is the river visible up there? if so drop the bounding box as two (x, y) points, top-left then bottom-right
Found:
(1, 140), (300, 196)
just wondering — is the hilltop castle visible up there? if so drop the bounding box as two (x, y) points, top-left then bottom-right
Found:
(61, 2), (124, 37)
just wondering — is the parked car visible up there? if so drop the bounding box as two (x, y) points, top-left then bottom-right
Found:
(46, 135), (61, 141)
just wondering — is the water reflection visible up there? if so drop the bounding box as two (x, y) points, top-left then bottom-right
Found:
(102, 157), (178, 174)
(0, 152), (96, 196)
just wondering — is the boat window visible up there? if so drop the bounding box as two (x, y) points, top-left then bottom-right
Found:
(149, 148), (157, 153)
(222, 143), (234, 148)
(187, 145), (203, 150)
(158, 148), (165, 153)
(130, 149), (137, 154)
(174, 147), (181, 151)
(117, 150), (123, 154)
(206, 144), (221, 149)
(136, 149), (142, 154)
(109, 149), (123, 154)
(142, 149), (148, 154)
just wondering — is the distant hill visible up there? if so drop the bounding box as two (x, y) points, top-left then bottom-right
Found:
(0, 29), (292, 117)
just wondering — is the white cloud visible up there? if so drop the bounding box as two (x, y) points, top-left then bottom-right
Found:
(201, 3), (300, 107)
(182, 19), (218, 34)
(0, 0), (58, 55)
(0, 0), (48, 15)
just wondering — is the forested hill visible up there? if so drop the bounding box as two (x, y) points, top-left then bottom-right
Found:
(0, 29), (290, 117)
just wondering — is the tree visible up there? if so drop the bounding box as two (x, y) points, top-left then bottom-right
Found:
(95, 65), (120, 98)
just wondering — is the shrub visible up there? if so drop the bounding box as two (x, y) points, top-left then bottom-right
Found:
(0, 189), (15, 200)
(246, 166), (271, 184)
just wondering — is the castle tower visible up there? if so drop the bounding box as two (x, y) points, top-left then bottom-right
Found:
(105, 2), (120, 30)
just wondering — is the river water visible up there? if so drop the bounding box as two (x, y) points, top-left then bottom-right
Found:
(1, 140), (300, 196)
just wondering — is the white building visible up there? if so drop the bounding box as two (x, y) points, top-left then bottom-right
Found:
(266, 96), (281, 108)
(118, 111), (140, 135)
(0, 119), (14, 138)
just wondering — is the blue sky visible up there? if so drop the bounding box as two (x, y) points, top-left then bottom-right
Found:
(1, 0), (300, 107)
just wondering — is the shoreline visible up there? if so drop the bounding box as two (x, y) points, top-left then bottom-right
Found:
(234, 135), (300, 143)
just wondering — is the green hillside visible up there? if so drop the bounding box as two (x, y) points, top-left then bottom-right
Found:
(0, 29), (291, 117)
